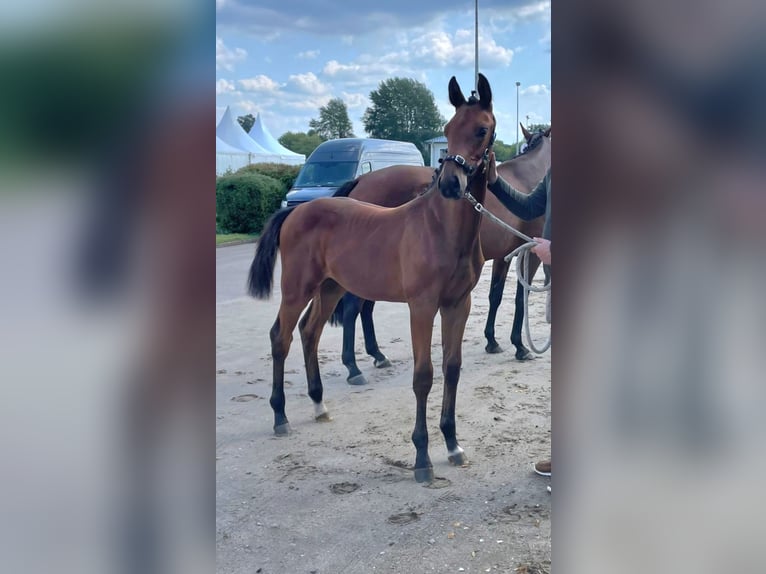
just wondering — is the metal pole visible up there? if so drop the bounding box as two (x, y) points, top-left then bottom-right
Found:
(474, 0), (479, 94)
(515, 81), (520, 154)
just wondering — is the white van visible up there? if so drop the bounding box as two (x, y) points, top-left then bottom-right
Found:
(282, 138), (424, 207)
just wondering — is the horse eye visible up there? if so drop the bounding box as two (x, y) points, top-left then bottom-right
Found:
(477, 128), (488, 138)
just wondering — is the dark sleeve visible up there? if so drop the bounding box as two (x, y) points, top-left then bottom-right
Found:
(488, 170), (548, 221)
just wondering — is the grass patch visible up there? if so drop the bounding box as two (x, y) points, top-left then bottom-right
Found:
(216, 233), (258, 246)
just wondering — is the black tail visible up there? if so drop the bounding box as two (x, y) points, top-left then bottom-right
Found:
(328, 295), (345, 326)
(247, 207), (296, 299)
(332, 179), (359, 198)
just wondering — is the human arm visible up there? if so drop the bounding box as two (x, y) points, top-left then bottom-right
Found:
(487, 152), (548, 221)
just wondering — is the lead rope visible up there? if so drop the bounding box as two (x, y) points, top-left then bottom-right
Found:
(463, 190), (552, 354)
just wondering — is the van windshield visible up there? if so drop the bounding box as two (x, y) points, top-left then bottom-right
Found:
(293, 161), (358, 188)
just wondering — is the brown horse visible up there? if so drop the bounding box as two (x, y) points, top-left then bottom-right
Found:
(249, 73), (496, 483)
(331, 127), (551, 385)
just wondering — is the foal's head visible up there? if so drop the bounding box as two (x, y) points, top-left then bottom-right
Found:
(438, 73), (496, 199)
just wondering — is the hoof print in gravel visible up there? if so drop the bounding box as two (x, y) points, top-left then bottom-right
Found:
(424, 476), (452, 489)
(231, 394), (260, 402)
(386, 511), (419, 524)
(329, 482), (360, 494)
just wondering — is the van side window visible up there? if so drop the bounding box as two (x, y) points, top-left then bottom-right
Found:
(360, 161), (372, 175)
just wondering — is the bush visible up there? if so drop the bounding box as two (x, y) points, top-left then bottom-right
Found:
(234, 162), (301, 192)
(216, 172), (285, 234)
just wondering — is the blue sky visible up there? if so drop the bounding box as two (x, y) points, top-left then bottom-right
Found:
(216, 0), (550, 146)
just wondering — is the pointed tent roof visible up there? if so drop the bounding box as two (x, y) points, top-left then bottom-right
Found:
(216, 106), (279, 159)
(249, 113), (305, 160)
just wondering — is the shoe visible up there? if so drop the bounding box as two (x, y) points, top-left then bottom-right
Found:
(533, 459), (551, 477)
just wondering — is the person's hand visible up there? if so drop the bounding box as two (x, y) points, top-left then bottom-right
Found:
(532, 237), (551, 265)
(487, 151), (498, 185)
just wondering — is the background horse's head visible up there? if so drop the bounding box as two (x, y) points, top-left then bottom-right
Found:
(438, 73), (496, 199)
(520, 124), (551, 155)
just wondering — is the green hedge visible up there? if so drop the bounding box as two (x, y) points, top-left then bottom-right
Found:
(216, 171), (285, 234)
(234, 162), (301, 192)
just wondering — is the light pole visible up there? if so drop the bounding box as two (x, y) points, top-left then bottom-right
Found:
(474, 0), (479, 94)
(515, 81), (521, 155)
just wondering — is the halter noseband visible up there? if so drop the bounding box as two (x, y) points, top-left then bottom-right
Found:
(440, 131), (496, 181)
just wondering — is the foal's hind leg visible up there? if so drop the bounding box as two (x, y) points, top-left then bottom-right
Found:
(510, 254), (541, 360)
(484, 258), (510, 354)
(361, 300), (392, 369)
(270, 300), (308, 436)
(340, 294), (367, 386)
(300, 279), (346, 421)
(440, 295), (472, 467)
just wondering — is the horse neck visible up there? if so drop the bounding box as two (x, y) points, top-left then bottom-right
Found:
(427, 169), (487, 254)
(499, 139), (550, 186)
(525, 139), (551, 173)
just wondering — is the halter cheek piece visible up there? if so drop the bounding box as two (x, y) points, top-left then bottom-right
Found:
(440, 131), (496, 180)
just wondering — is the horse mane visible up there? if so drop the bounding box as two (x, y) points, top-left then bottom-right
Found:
(333, 179), (359, 198)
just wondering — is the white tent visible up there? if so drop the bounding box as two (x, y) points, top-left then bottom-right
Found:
(216, 136), (250, 175)
(216, 106), (280, 161)
(249, 113), (305, 165)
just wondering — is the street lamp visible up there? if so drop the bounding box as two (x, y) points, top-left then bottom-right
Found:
(515, 81), (521, 155)
(474, 0), (479, 94)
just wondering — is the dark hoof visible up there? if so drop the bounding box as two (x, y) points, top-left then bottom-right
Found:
(374, 357), (392, 369)
(414, 466), (434, 483)
(448, 451), (469, 467)
(515, 349), (535, 361)
(347, 374), (368, 386)
(315, 412), (332, 422)
(274, 422), (292, 436)
(485, 342), (503, 354)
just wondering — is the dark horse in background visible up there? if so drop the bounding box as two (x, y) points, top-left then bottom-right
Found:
(331, 126), (551, 385)
(249, 73), (496, 483)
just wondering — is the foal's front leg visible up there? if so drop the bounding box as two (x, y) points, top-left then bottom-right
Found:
(408, 302), (438, 483)
(440, 295), (472, 467)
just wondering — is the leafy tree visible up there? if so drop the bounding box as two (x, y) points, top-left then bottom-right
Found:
(526, 122), (551, 134)
(278, 131), (325, 156)
(237, 113), (255, 133)
(308, 98), (354, 140)
(362, 78), (445, 164)
(493, 139), (516, 162)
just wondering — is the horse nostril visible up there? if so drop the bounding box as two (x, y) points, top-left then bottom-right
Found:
(450, 174), (461, 195)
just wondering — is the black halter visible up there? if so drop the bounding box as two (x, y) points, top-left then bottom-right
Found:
(440, 131), (496, 181)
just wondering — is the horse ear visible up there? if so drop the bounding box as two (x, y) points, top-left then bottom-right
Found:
(521, 123), (531, 141)
(477, 73), (492, 109)
(544, 127), (552, 137)
(448, 76), (466, 108)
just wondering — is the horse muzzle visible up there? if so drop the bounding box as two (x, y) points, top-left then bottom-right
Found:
(438, 171), (464, 199)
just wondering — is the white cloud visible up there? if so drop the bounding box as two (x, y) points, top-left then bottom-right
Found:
(341, 92), (368, 109)
(288, 72), (330, 95)
(216, 78), (236, 95)
(216, 36), (247, 72)
(405, 27), (513, 68)
(297, 50), (319, 60)
(236, 100), (262, 115)
(515, 1), (551, 22)
(239, 75), (281, 93)
(323, 60), (361, 77)
(521, 84), (550, 96)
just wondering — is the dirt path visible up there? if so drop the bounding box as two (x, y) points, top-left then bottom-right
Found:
(216, 244), (551, 574)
